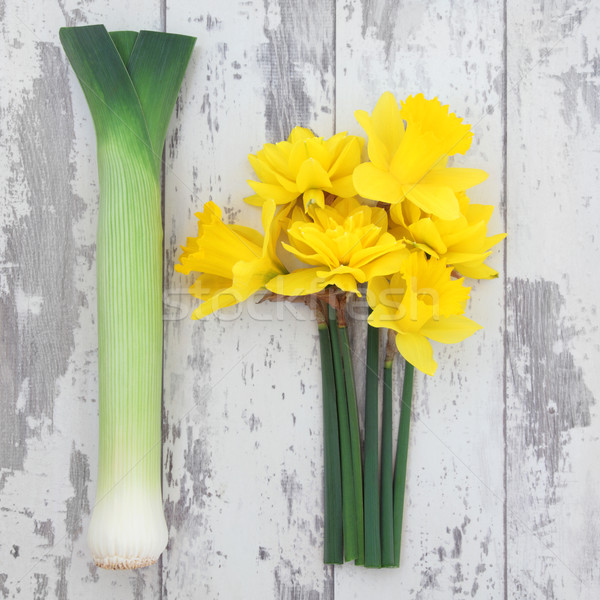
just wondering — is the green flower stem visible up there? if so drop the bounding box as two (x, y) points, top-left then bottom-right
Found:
(380, 332), (396, 566)
(337, 316), (365, 566)
(393, 360), (415, 567)
(327, 303), (358, 562)
(363, 319), (381, 568)
(317, 306), (343, 564)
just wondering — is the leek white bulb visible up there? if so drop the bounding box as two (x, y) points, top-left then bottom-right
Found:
(88, 486), (168, 569)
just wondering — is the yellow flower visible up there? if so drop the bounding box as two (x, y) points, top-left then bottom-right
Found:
(176, 200), (286, 319)
(353, 92), (488, 220)
(391, 192), (506, 279)
(367, 251), (482, 375)
(266, 197), (407, 297)
(246, 126), (364, 211)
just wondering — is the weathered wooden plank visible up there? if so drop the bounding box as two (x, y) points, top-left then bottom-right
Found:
(0, 2), (163, 598)
(162, 1), (335, 598)
(506, 2), (600, 598)
(334, 1), (506, 597)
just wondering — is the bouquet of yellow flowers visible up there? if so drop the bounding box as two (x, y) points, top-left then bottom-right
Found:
(176, 92), (505, 567)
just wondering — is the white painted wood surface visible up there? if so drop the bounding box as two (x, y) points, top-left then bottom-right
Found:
(0, 1), (598, 598)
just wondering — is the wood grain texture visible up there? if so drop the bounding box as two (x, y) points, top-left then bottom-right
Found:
(506, 0), (600, 598)
(0, 0), (598, 598)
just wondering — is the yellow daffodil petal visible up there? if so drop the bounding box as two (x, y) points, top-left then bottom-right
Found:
(229, 224), (265, 248)
(232, 256), (283, 299)
(189, 273), (231, 300)
(354, 109), (391, 168)
(408, 218), (448, 255)
(261, 198), (290, 264)
(421, 167), (488, 191)
(288, 126), (315, 144)
(353, 162), (403, 204)
(420, 315), (482, 344)
(191, 286), (245, 320)
(325, 272), (361, 296)
(302, 188), (326, 210)
(483, 232), (507, 252)
(296, 158), (332, 192)
(248, 153), (279, 184)
(273, 172), (301, 193)
(368, 302), (399, 329)
(258, 143), (293, 178)
(348, 237), (400, 269)
(455, 262), (499, 279)
(408, 240), (440, 259)
(290, 226), (339, 265)
(394, 332), (437, 376)
(305, 137), (333, 170)
(360, 249), (408, 280)
(328, 174), (357, 198)
(466, 202), (494, 224)
(444, 250), (492, 265)
(370, 91), (405, 156)
(402, 183), (460, 220)
(328, 136), (363, 179)
(266, 267), (326, 296)
(324, 131), (347, 155)
(247, 180), (298, 205)
(441, 220), (486, 248)
(366, 276), (389, 309)
(244, 193), (265, 207)
(281, 241), (327, 267)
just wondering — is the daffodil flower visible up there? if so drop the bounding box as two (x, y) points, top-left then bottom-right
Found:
(176, 199), (286, 318)
(246, 126), (364, 211)
(367, 252), (482, 375)
(391, 192), (507, 279)
(353, 92), (488, 221)
(266, 197), (407, 297)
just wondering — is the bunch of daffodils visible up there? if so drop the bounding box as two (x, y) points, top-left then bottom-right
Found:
(177, 92), (505, 567)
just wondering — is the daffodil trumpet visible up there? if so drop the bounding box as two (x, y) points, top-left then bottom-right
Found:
(60, 25), (195, 569)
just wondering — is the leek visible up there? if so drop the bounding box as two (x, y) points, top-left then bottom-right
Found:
(60, 25), (195, 569)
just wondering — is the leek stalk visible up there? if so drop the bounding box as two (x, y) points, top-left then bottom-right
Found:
(60, 25), (195, 569)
